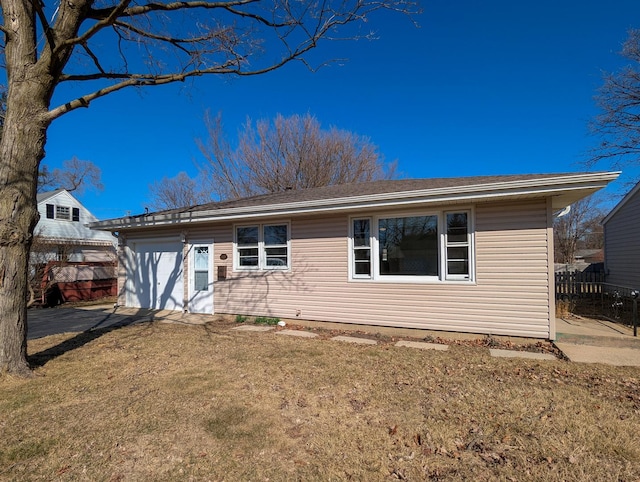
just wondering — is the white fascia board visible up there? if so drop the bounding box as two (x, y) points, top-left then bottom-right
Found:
(91, 172), (620, 231)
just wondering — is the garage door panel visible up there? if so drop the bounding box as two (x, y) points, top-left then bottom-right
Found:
(128, 241), (183, 310)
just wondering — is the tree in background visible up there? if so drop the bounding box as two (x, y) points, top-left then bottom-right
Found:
(0, 0), (418, 375)
(554, 197), (605, 265)
(38, 157), (104, 195)
(589, 29), (640, 170)
(148, 171), (211, 211)
(196, 112), (396, 200)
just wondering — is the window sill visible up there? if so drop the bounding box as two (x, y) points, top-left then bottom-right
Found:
(348, 277), (476, 285)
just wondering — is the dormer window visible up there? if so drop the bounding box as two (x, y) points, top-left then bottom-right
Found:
(46, 204), (80, 222)
(56, 206), (70, 220)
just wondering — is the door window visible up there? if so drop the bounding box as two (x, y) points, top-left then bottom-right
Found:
(194, 246), (209, 291)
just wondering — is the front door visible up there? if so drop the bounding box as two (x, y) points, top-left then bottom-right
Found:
(189, 243), (214, 314)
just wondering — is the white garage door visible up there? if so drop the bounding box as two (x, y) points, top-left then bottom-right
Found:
(128, 240), (184, 310)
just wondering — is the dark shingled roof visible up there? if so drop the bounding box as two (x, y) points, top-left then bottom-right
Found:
(147, 173), (574, 217)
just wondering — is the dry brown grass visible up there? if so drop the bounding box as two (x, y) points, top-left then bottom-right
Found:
(1, 319), (639, 481)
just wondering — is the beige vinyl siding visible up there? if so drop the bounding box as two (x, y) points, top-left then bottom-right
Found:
(604, 189), (640, 289)
(214, 199), (553, 338)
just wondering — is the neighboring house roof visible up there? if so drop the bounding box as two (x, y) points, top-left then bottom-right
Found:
(91, 171), (620, 231)
(602, 178), (640, 225)
(36, 188), (67, 203)
(575, 249), (604, 263)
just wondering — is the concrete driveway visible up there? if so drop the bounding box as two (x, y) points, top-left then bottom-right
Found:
(27, 304), (214, 340)
(27, 305), (150, 340)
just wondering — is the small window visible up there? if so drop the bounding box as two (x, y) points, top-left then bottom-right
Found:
(235, 223), (289, 270)
(194, 246), (210, 291)
(72, 207), (80, 222)
(264, 224), (288, 267)
(352, 218), (372, 278)
(46, 204), (54, 219)
(445, 212), (470, 280)
(237, 226), (259, 268)
(56, 205), (70, 221)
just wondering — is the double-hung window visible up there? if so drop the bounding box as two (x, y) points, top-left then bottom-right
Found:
(352, 218), (372, 278)
(445, 212), (470, 280)
(56, 206), (71, 220)
(350, 210), (473, 282)
(235, 223), (290, 270)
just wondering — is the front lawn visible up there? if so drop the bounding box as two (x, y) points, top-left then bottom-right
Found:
(1, 320), (638, 481)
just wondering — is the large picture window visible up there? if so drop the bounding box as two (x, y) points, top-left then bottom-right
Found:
(350, 210), (472, 282)
(379, 215), (438, 276)
(235, 223), (290, 270)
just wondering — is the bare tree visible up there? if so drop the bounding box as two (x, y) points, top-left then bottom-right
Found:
(148, 171), (211, 210)
(38, 157), (104, 195)
(589, 29), (640, 169)
(197, 112), (396, 199)
(554, 196), (605, 265)
(0, 0), (418, 375)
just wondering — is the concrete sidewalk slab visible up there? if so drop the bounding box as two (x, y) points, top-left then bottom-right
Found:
(555, 316), (640, 366)
(490, 349), (557, 361)
(395, 340), (449, 351)
(554, 343), (640, 367)
(556, 316), (634, 338)
(331, 335), (377, 345)
(276, 329), (318, 338)
(231, 325), (274, 332)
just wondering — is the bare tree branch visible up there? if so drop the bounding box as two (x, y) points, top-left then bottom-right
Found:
(196, 112), (395, 200)
(147, 171), (212, 210)
(554, 196), (605, 265)
(55, 0), (132, 53)
(588, 29), (640, 169)
(39, 157), (104, 195)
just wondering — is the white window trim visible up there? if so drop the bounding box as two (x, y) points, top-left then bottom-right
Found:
(234, 221), (291, 272)
(348, 208), (475, 283)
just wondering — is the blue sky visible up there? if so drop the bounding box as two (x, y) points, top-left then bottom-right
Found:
(39, 0), (640, 218)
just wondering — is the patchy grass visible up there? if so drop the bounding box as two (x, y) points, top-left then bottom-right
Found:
(1, 320), (639, 481)
(254, 316), (281, 325)
(234, 314), (248, 323)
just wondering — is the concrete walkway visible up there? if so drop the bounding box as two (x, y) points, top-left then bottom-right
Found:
(555, 316), (640, 366)
(27, 305), (640, 366)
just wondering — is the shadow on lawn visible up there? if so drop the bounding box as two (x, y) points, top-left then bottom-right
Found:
(28, 309), (152, 368)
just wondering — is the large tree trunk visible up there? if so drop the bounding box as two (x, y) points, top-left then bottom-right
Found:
(0, 0), (56, 375)
(0, 86), (51, 376)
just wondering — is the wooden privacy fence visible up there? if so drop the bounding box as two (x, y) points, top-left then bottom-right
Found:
(555, 271), (605, 299)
